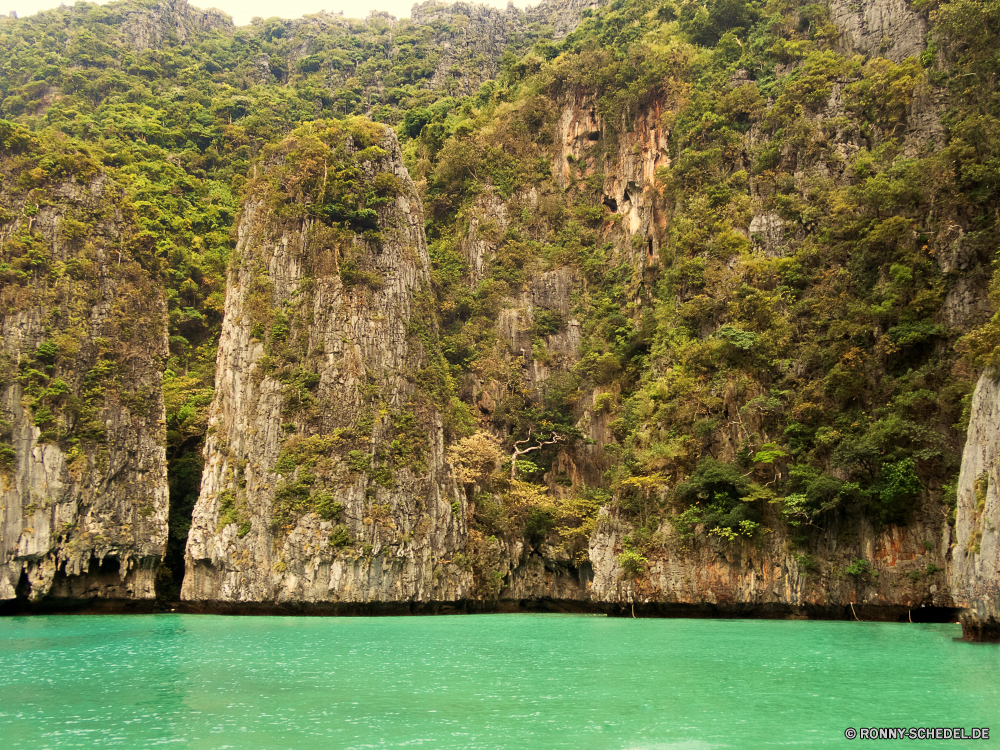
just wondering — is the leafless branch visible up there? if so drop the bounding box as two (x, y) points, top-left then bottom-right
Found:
(510, 430), (564, 480)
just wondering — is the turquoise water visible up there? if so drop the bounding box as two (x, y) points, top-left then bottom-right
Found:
(0, 615), (997, 749)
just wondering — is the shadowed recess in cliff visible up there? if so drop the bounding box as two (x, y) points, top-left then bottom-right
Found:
(161, 448), (203, 600)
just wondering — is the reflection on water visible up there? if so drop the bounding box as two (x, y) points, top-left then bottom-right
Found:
(0, 614), (996, 749)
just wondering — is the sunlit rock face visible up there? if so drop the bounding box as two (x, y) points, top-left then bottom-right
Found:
(830, 0), (928, 63)
(951, 375), (1000, 640)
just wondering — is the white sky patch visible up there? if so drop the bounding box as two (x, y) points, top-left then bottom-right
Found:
(0, 0), (533, 26)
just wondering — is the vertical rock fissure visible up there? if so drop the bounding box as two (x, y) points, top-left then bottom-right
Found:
(161, 447), (204, 601)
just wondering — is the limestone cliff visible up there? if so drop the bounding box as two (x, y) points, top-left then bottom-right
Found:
(1, 0), (987, 626)
(402, 0), (608, 95)
(580, 0), (953, 616)
(525, 0), (608, 38)
(121, 0), (232, 52)
(951, 374), (1000, 640)
(437, 0), (963, 618)
(252, 0), (605, 100)
(0, 145), (169, 604)
(453, 79), (955, 614)
(830, 0), (927, 64)
(588, 500), (951, 615)
(182, 120), (473, 604)
(412, 0), (608, 42)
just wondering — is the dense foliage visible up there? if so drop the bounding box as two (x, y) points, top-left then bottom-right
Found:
(401, 0), (1000, 564)
(2, 0), (999, 588)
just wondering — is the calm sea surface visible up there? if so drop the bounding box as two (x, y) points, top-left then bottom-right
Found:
(0, 614), (997, 749)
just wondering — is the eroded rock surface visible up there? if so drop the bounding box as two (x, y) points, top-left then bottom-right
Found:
(830, 0), (927, 63)
(408, 0), (609, 94)
(951, 374), (1000, 639)
(0, 171), (168, 603)
(589, 501), (951, 614)
(182, 122), (473, 603)
(121, 0), (232, 52)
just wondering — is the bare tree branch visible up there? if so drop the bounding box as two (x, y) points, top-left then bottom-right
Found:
(510, 430), (564, 480)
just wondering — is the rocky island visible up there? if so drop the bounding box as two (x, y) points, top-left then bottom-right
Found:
(0, 0), (998, 641)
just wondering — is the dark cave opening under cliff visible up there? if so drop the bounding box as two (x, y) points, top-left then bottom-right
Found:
(162, 447), (203, 600)
(908, 605), (963, 624)
(14, 567), (30, 600)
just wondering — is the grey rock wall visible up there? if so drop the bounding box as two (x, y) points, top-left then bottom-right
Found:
(121, 0), (232, 52)
(830, 0), (927, 63)
(950, 374), (1000, 639)
(490, 19), (955, 617)
(409, 0), (608, 94)
(413, 0), (607, 40)
(525, 0), (607, 38)
(588, 500), (951, 613)
(182, 126), (473, 604)
(257, 0), (605, 99)
(0, 176), (169, 603)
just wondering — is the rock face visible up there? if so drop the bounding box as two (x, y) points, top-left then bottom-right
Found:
(408, 0), (608, 93)
(258, 0), (606, 99)
(503, 85), (952, 617)
(435, 0), (964, 618)
(951, 374), (1000, 639)
(589, 500), (951, 615)
(412, 0), (607, 40)
(180, 0), (979, 621)
(121, 0), (233, 52)
(830, 0), (927, 63)
(3, 0), (984, 626)
(554, 90), (669, 254)
(0, 164), (169, 604)
(180, 120), (599, 608)
(525, 0), (608, 38)
(182, 121), (473, 604)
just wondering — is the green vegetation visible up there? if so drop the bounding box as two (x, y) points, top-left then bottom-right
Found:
(844, 558), (878, 579)
(0, 0), (549, 569)
(397, 0), (999, 587)
(2, 0), (998, 596)
(217, 489), (251, 536)
(617, 548), (648, 577)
